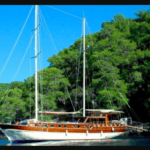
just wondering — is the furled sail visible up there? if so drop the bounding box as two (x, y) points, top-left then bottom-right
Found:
(38, 111), (81, 115)
(86, 109), (124, 114)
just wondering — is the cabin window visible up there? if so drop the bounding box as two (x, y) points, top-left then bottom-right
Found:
(98, 119), (105, 123)
(64, 125), (67, 128)
(93, 119), (98, 122)
(77, 125), (80, 128)
(109, 114), (119, 121)
(58, 124), (61, 127)
(43, 124), (47, 128)
(72, 125), (75, 128)
(51, 124), (54, 127)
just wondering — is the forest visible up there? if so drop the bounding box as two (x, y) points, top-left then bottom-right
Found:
(0, 8), (150, 123)
(0, 83), (8, 93)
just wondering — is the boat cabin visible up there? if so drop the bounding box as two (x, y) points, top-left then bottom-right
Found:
(74, 109), (124, 124)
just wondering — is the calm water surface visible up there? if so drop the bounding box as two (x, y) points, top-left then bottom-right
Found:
(1, 136), (150, 146)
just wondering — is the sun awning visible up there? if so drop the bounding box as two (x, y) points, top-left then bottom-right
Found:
(86, 109), (124, 114)
(38, 111), (81, 115)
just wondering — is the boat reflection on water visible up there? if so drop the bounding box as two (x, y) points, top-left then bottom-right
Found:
(5, 139), (120, 146)
(2, 136), (150, 146)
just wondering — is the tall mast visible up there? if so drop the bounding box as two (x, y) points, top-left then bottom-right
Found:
(83, 17), (85, 117)
(35, 5), (38, 122)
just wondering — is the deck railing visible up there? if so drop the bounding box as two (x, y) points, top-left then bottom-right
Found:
(27, 120), (125, 131)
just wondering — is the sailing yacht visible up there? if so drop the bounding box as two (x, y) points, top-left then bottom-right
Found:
(0, 5), (126, 143)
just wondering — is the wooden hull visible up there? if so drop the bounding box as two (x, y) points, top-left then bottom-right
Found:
(0, 123), (125, 143)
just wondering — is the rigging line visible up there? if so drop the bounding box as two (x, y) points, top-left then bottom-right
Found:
(40, 8), (78, 112)
(85, 19), (97, 108)
(105, 63), (142, 122)
(39, 6), (53, 102)
(0, 5), (34, 81)
(76, 52), (81, 109)
(38, 6), (46, 110)
(46, 5), (83, 20)
(85, 19), (94, 48)
(75, 30), (83, 110)
(96, 61), (115, 107)
(30, 32), (32, 119)
(40, 47), (44, 121)
(66, 88), (75, 112)
(84, 46), (91, 108)
(107, 66), (140, 120)
(118, 90), (142, 122)
(125, 104), (131, 117)
(76, 42), (78, 111)
(76, 26), (84, 107)
(75, 31), (83, 111)
(12, 34), (34, 82)
(37, 11), (43, 121)
(1, 33), (34, 100)
(39, 8), (47, 38)
(39, 7), (58, 53)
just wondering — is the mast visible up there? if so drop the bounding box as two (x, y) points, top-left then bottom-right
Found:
(83, 17), (85, 117)
(35, 5), (38, 122)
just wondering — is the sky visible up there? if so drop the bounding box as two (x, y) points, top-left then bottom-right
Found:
(0, 5), (150, 84)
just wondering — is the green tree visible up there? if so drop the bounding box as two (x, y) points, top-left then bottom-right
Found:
(0, 88), (26, 123)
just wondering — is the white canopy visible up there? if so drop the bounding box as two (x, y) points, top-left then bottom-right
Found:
(86, 109), (124, 114)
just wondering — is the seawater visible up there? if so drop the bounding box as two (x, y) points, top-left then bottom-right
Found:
(0, 139), (9, 145)
(1, 136), (150, 146)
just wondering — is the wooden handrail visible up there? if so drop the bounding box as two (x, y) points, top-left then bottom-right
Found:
(26, 120), (126, 130)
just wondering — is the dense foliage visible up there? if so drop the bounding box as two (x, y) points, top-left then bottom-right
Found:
(1, 8), (150, 123)
(0, 83), (9, 92)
